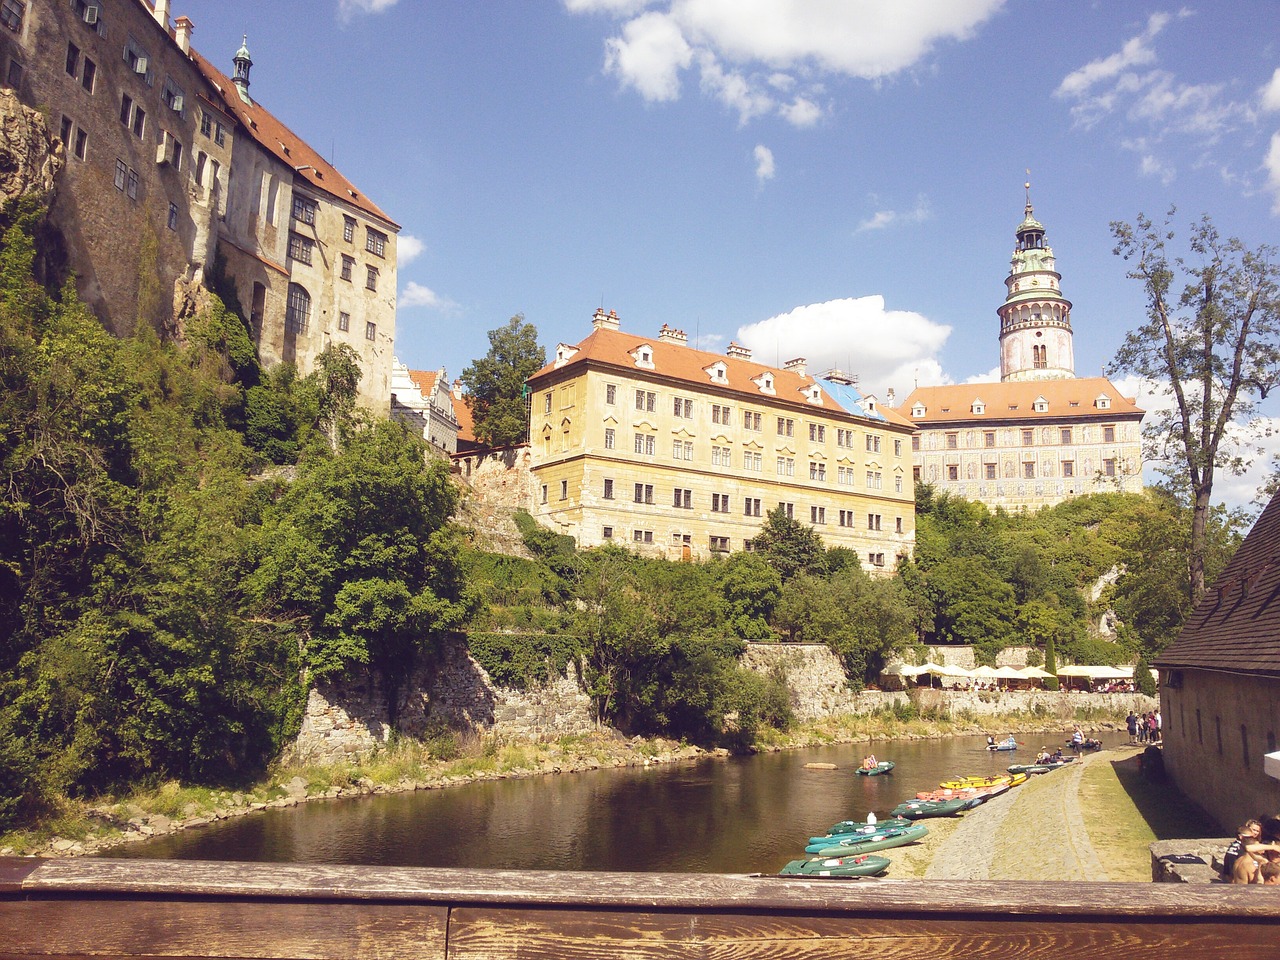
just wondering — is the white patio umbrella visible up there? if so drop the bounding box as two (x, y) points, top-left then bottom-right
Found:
(881, 662), (922, 676)
(992, 664), (1024, 689)
(970, 665), (999, 680)
(1019, 666), (1055, 678)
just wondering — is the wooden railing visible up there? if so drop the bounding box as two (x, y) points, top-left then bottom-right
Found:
(3, 856), (1279, 958)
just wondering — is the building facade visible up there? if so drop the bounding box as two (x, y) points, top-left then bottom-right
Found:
(897, 188), (1143, 510)
(0, 0), (398, 409)
(390, 362), (461, 454)
(528, 309), (916, 567)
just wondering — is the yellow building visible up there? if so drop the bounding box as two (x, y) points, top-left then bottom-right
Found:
(528, 309), (916, 567)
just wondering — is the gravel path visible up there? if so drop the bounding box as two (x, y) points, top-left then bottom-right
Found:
(924, 747), (1129, 881)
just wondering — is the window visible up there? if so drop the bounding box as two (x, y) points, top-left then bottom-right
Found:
(709, 536), (729, 553)
(287, 232), (314, 265)
(1023, 461), (1035, 479)
(292, 194), (317, 224)
(0, 0), (23, 32)
(712, 446), (731, 467)
(809, 462), (826, 481)
(340, 255), (354, 281)
(1060, 427), (1072, 445)
(1103, 458), (1116, 477)
(868, 514), (882, 531)
(743, 410), (761, 431)
(214, 122), (225, 146)
(200, 112), (212, 138)
(6, 58), (21, 88)
(743, 450), (762, 471)
(1062, 460), (1074, 478)
(1022, 428), (1034, 445)
(124, 36), (152, 86)
(945, 432), (958, 450)
(673, 439), (693, 460)
(837, 466), (855, 486)
(164, 200), (177, 230)
(65, 42), (79, 78)
(343, 215), (355, 243)
(542, 392), (552, 414)
(171, 139), (183, 171)
(126, 167), (138, 199)
(984, 431), (996, 448)
(809, 423), (826, 443)
(836, 428), (852, 448)
(1103, 424), (1116, 443)
(911, 435), (920, 452)
(778, 502), (794, 519)
(632, 529), (653, 544)
(866, 470), (883, 489)
(947, 465), (958, 481)
(603, 479), (614, 500)
(338, 311), (350, 332)
(712, 403), (732, 425)
(776, 457), (794, 476)
(604, 427), (615, 450)
(113, 158), (126, 190)
(711, 493), (730, 513)
(838, 510), (855, 528)
(744, 497), (761, 517)
(810, 505), (826, 524)
(366, 265), (378, 291)
(777, 417), (794, 437)
(558, 480), (568, 501)
(868, 552), (886, 568)
(673, 396), (693, 418)
(895, 476), (903, 493)
(365, 321), (376, 341)
(895, 517), (904, 534)
(635, 389), (656, 412)
(161, 77), (185, 115)
(366, 227), (386, 257)
(285, 283), (310, 333)
(602, 526), (613, 540)
(540, 484), (548, 504)
(985, 463), (997, 480)
(865, 434), (881, 453)
(633, 483), (654, 504)
(79, 57), (95, 92)
(634, 433), (655, 456)
(132, 105), (145, 138)
(894, 439), (902, 457)
(664, 487), (687, 509)
(605, 384), (617, 405)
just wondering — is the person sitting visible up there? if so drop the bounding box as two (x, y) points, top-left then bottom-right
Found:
(1050, 747), (1066, 761)
(1035, 749), (1051, 764)
(1222, 820), (1260, 879)
(987, 735), (996, 747)
(861, 754), (877, 770)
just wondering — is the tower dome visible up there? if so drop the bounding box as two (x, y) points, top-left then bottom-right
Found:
(998, 181), (1075, 382)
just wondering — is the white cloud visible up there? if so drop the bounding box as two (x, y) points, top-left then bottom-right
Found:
(753, 144), (775, 184)
(735, 295), (951, 397)
(579, 0), (1005, 126)
(1266, 132), (1280, 214)
(337, 0), (399, 19)
(855, 195), (930, 233)
(1262, 68), (1280, 113)
(399, 281), (449, 309)
(1055, 12), (1168, 101)
(397, 234), (425, 265)
(964, 366), (1002, 384)
(1140, 153), (1176, 185)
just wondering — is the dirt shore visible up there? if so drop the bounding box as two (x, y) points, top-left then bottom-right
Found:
(891, 743), (1155, 881)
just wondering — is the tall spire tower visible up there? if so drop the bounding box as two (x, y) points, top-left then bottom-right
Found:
(998, 179), (1075, 382)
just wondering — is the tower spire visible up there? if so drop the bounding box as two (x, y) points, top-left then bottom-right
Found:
(232, 35), (253, 104)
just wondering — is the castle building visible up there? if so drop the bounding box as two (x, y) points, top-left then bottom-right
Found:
(527, 309), (916, 567)
(897, 187), (1144, 510)
(390, 362), (461, 454)
(0, 0), (399, 409)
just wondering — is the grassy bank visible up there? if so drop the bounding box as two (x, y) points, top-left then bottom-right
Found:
(0, 706), (1133, 858)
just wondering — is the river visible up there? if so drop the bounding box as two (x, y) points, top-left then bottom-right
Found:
(103, 733), (1053, 873)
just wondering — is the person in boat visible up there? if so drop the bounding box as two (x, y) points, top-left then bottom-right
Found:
(986, 735), (996, 748)
(861, 754), (878, 770)
(1004, 734), (1017, 748)
(1050, 747), (1066, 761)
(1035, 748), (1051, 764)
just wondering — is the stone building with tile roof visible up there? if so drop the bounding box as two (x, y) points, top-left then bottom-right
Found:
(897, 189), (1143, 510)
(390, 362), (460, 454)
(527, 309), (916, 565)
(0, 0), (398, 409)
(1155, 494), (1280, 831)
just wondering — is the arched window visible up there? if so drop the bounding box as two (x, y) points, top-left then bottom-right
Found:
(285, 283), (310, 333)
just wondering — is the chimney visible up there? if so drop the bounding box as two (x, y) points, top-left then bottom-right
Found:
(784, 357), (807, 377)
(658, 324), (687, 345)
(174, 16), (193, 54)
(887, 387), (896, 407)
(726, 341), (751, 360)
(452, 378), (464, 399)
(591, 307), (620, 331)
(152, 0), (170, 28)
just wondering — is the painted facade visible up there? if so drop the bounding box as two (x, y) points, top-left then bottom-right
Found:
(527, 309), (916, 567)
(0, 0), (398, 409)
(390, 362), (461, 454)
(898, 187), (1144, 511)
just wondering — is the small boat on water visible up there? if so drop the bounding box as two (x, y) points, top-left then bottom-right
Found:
(986, 739), (1018, 752)
(855, 761), (896, 776)
(914, 783), (1009, 803)
(811, 818), (911, 843)
(778, 854), (891, 878)
(806, 822), (929, 856)
(890, 797), (969, 820)
(1007, 758), (1075, 774)
(938, 772), (1027, 791)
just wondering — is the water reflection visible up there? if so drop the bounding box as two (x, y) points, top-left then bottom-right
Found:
(105, 734), (1022, 873)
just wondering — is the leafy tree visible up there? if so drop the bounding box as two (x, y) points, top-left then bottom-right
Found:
(751, 506), (827, 580)
(714, 552), (781, 639)
(1108, 211), (1280, 603)
(460, 314), (545, 447)
(926, 556), (1016, 658)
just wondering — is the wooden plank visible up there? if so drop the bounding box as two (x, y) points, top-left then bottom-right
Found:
(0, 899), (447, 960)
(17, 860), (1280, 920)
(0, 858), (43, 895)
(445, 908), (1280, 960)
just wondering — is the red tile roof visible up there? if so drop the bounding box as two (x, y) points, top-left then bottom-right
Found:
(1156, 493), (1280, 677)
(190, 51), (398, 228)
(531, 325), (913, 429)
(898, 377), (1144, 424)
(450, 392), (476, 443)
(407, 369), (439, 398)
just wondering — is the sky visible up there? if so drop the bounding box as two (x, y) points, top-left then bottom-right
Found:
(173, 1), (1280, 508)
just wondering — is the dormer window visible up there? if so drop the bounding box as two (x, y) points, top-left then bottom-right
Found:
(804, 384), (822, 404)
(1095, 394), (1111, 410)
(631, 344), (655, 370)
(553, 343), (578, 368)
(971, 400), (985, 415)
(1033, 396), (1048, 413)
(911, 403), (925, 418)
(704, 360), (728, 383)
(753, 372), (775, 394)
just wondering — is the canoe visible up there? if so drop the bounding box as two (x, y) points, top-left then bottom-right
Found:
(855, 761), (896, 776)
(806, 822), (929, 856)
(890, 797), (970, 819)
(811, 818), (912, 843)
(914, 783), (1007, 803)
(939, 775), (1011, 791)
(778, 854), (891, 877)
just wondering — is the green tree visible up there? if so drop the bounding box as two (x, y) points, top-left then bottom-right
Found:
(1108, 211), (1280, 603)
(1043, 634), (1059, 691)
(926, 556), (1016, 659)
(751, 506), (827, 580)
(460, 314), (545, 447)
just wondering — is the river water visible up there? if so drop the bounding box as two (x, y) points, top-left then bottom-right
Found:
(103, 733), (1053, 874)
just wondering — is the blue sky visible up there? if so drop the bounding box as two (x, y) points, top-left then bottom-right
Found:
(176, 1), (1280, 503)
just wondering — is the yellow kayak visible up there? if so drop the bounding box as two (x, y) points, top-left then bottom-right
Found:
(939, 772), (1028, 791)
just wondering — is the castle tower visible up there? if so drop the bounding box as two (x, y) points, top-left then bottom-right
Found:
(231, 36), (253, 103)
(998, 182), (1075, 381)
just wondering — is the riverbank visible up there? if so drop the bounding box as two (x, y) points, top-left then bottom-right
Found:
(0, 708), (1134, 859)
